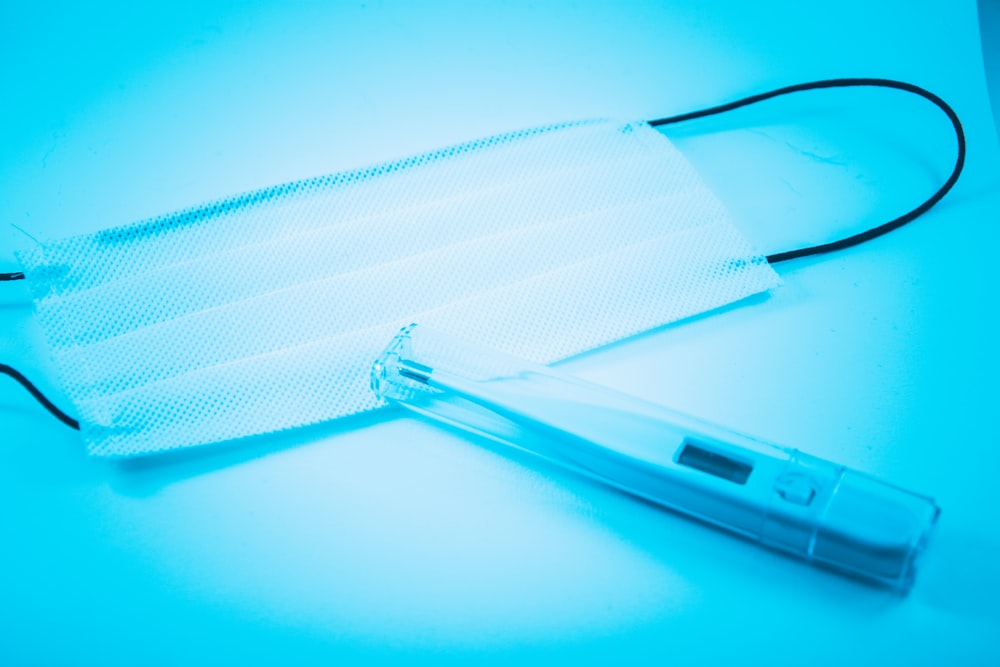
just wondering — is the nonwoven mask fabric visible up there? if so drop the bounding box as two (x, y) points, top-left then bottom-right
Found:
(17, 119), (780, 457)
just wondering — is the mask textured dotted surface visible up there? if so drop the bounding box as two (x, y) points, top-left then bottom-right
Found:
(18, 119), (780, 456)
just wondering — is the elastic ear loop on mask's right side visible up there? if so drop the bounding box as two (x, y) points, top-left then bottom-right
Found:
(650, 77), (966, 263)
(0, 77), (968, 432)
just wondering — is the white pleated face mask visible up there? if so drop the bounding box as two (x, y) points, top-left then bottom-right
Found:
(16, 118), (780, 456)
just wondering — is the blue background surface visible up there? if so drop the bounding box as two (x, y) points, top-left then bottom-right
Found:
(2, 1), (998, 664)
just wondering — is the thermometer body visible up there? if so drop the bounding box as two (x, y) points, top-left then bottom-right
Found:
(371, 324), (939, 592)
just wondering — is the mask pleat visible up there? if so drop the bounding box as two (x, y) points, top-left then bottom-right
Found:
(77, 226), (776, 456)
(35, 136), (689, 348)
(25, 120), (626, 294)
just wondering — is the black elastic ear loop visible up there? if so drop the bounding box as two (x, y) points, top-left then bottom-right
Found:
(1, 276), (78, 429)
(649, 77), (966, 263)
(0, 78), (968, 432)
(1, 363), (80, 430)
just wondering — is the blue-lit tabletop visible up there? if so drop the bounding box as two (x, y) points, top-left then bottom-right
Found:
(2, 2), (998, 664)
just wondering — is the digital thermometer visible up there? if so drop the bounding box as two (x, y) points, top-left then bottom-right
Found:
(371, 324), (939, 592)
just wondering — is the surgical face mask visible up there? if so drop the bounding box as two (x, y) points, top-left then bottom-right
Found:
(5, 78), (964, 457)
(14, 118), (779, 456)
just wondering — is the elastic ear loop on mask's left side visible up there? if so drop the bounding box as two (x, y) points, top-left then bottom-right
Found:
(0, 363), (80, 429)
(0, 77), (968, 433)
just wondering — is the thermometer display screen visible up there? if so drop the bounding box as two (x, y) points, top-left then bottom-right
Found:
(677, 442), (753, 484)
